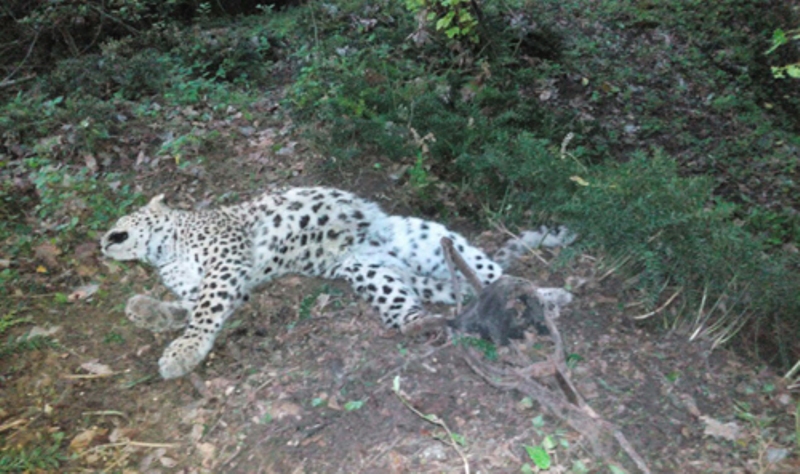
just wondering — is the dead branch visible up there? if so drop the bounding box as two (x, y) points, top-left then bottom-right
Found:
(441, 237), (465, 313)
(0, 75), (35, 89)
(1, 28), (39, 86)
(441, 237), (484, 293)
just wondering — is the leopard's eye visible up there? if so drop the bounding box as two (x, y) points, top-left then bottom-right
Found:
(108, 231), (129, 244)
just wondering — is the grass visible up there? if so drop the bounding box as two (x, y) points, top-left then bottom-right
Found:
(0, 432), (68, 473)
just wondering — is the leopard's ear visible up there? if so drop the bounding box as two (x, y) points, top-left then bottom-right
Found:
(147, 194), (168, 212)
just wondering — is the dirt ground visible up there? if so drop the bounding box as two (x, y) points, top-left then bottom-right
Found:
(2, 104), (799, 473)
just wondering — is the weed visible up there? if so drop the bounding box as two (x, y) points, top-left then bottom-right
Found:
(0, 312), (59, 358)
(405, 0), (481, 44)
(454, 335), (498, 361)
(0, 432), (68, 472)
(104, 332), (125, 345)
(298, 284), (341, 320)
(0, 334), (60, 358)
(766, 27), (800, 79)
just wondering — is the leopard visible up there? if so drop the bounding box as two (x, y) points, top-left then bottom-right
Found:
(100, 186), (574, 379)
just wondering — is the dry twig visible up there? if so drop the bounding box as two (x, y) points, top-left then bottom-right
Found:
(392, 376), (470, 474)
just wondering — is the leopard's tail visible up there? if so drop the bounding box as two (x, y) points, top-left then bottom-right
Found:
(492, 225), (576, 270)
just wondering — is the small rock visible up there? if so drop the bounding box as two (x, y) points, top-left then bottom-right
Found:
(766, 447), (789, 464)
(420, 444), (447, 461)
(276, 142), (296, 156)
(159, 456), (178, 468)
(28, 325), (61, 338)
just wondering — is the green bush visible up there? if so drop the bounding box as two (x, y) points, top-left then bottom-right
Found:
(281, 0), (800, 366)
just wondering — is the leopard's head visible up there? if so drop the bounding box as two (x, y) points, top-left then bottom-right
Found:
(101, 194), (170, 261)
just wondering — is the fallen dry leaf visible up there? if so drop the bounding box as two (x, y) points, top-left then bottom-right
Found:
(69, 427), (108, 452)
(159, 456), (179, 468)
(68, 283), (99, 302)
(80, 360), (114, 376)
(268, 400), (302, 420)
(75, 264), (98, 277)
(109, 427), (139, 443)
(73, 241), (98, 261)
(196, 442), (216, 468)
(28, 325), (61, 338)
(84, 153), (98, 173)
(700, 416), (742, 441)
(34, 242), (62, 267)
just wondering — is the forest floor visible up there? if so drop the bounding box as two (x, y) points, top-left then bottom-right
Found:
(2, 103), (798, 473)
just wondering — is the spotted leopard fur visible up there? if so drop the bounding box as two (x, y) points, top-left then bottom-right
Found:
(101, 186), (573, 379)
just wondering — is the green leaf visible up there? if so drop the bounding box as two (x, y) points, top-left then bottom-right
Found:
(608, 464), (627, 474)
(531, 414), (545, 428)
(344, 400), (364, 411)
(436, 11), (456, 30)
(524, 445), (551, 469)
(542, 435), (556, 450)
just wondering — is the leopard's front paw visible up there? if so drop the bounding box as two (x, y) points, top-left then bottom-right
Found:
(158, 336), (211, 379)
(126, 295), (188, 333)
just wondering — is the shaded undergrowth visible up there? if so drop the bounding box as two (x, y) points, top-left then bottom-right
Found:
(278, 0), (800, 366)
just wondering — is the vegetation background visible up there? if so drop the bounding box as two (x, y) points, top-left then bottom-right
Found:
(1, 0), (799, 469)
